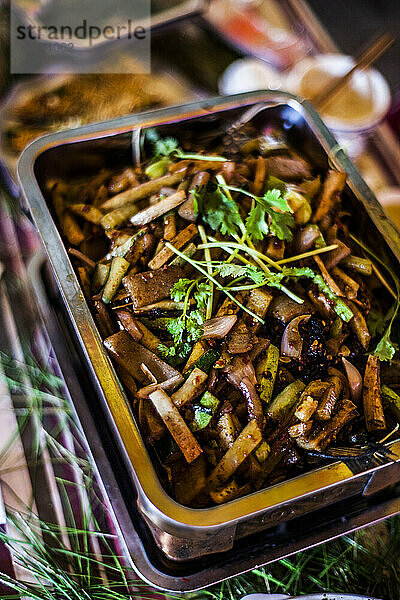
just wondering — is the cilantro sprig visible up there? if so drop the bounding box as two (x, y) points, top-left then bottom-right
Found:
(158, 279), (211, 360)
(148, 132), (227, 163)
(219, 185), (295, 242)
(280, 267), (353, 322)
(350, 234), (400, 361)
(192, 184), (243, 238)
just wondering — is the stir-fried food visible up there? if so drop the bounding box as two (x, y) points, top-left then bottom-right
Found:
(48, 126), (400, 507)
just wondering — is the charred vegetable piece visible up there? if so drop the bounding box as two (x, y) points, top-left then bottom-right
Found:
(202, 315), (237, 339)
(182, 340), (208, 374)
(363, 355), (386, 432)
(171, 368), (208, 408)
(252, 155), (266, 196)
(255, 344), (280, 404)
(215, 291), (247, 317)
(110, 229), (146, 258)
(296, 398), (358, 451)
(69, 203), (103, 224)
(267, 380), (306, 422)
(190, 391), (220, 431)
(216, 413), (237, 451)
(341, 255), (373, 276)
(170, 242), (197, 267)
(208, 420), (262, 488)
(239, 378), (264, 429)
(347, 300), (371, 350)
(312, 170), (347, 223)
(92, 263), (110, 292)
(285, 190), (312, 225)
(191, 348), (220, 374)
(148, 223), (198, 270)
(130, 190), (186, 227)
(254, 440), (271, 463)
(245, 288), (273, 332)
(315, 383), (337, 422)
(227, 319), (254, 354)
(180, 171), (210, 221)
(123, 265), (184, 310)
(381, 385), (400, 422)
(269, 294), (313, 324)
(116, 310), (160, 352)
(149, 389), (203, 463)
(173, 455), (207, 505)
(288, 421), (313, 438)
(138, 397), (165, 441)
(295, 396), (318, 422)
(101, 169), (187, 211)
(297, 380), (333, 422)
(324, 239), (351, 270)
(104, 331), (183, 389)
(264, 155), (312, 180)
(281, 315), (311, 358)
(102, 257), (130, 304)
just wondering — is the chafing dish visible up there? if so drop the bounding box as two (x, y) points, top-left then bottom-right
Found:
(17, 91), (400, 567)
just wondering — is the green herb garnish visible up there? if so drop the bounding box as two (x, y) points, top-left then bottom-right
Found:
(281, 266), (354, 322)
(193, 183), (244, 238)
(153, 136), (180, 158)
(220, 184), (295, 242)
(158, 279), (211, 360)
(217, 262), (265, 284)
(351, 234), (400, 360)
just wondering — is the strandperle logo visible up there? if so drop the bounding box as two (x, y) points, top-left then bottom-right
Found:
(15, 19), (147, 46)
(10, 0), (151, 73)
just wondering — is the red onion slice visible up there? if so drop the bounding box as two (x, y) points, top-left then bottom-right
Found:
(281, 314), (311, 358)
(202, 314), (237, 339)
(342, 357), (363, 403)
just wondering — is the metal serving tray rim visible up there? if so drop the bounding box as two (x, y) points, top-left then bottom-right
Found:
(17, 90), (400, 532)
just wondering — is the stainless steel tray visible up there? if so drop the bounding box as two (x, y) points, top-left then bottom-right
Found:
(27, 250), (400, 593)
(17, 91), (400, 563)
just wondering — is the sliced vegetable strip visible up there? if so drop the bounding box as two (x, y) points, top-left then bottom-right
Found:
(149, 389), (203, 463)
(207, 419), (262, 488)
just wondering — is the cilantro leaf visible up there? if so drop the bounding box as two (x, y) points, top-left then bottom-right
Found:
(166, 317), (185, 340)
(194, 185), (243, 237)
(259, 189), (294, 241)
(170, 278), (193, 302)
(262, 188), (292, 213)
(246, 203), (269, 241)
(245, 188), (295, 242)
(154, 137), (179, 158)
(186, 310), (204, 343)
(374, 327), (397, 361)
(193, 282), (211, 310)
(159, 278), (212, 360)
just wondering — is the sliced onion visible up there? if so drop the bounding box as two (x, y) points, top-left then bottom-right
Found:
(295, 225), (320, 253)
(224, 355), (257, 387)
(203, 315), (237, 339)
(281, 314), (311, 358)
(270, 294), (313, 324)
(342, 357), (363, 403)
